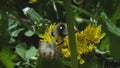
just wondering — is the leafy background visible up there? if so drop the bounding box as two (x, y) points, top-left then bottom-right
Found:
(0, 0), (120, 68)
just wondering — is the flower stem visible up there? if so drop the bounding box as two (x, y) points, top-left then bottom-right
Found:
(63, 0), (78, 68)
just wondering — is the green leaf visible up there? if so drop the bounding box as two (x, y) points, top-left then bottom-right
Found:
(0, 46), (16, 68)
(53, 1), (58, 13)
(24, 30), (35, 37)
(25, 46), (37, 61)
(111, 3), (120, 22)
(109, 32), (120, 60)
(9, 37), (16, 44)
(16, 43), (37, 62)
(8, 20), (19, 31)
(8, 18), (25, 37)
(100, 12), (120, 60)
(10, 28), (24, 37)
(16, 43), (27, 61)
(53, 1), (58, 18)
(99, 36), (110, 52)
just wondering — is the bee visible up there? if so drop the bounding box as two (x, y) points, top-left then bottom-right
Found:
(39, 23), (68, 58)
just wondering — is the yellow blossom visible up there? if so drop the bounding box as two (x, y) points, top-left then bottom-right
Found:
(39, 23), (56, 43)
(84, 24), (106, 44)
(29, 0), (38, 4)
(80, 59), (85, 64)
(59, 24), (105, 64)
(61, 48), (70, 57)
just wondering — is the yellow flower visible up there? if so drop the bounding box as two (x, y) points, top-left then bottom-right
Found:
(61, 48), (70, 57)
(29, 0), (38, 4)
(39, 23), (56, 43)
(84, 24), (106, 44)
(59, 24), (105, 64)
(80, 59), (85, 64)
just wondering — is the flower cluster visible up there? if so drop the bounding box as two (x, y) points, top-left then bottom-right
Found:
(60, 24), (105, 64)
(38, 23), (105, 64)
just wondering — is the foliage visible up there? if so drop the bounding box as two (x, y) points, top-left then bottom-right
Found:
(0, 0), (120, 68)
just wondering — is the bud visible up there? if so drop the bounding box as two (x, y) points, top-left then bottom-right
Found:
(22, 7), (51, 34)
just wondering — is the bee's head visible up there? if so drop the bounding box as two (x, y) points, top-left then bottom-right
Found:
(52, 23), (68, 40)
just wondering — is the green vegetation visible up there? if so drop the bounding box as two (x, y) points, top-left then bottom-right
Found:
(0, 0), (120, 68)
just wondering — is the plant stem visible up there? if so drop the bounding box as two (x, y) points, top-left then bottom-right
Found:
(63, 0), (78, 68)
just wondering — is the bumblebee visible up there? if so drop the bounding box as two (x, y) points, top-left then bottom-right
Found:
(39, 23), (67, 58)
